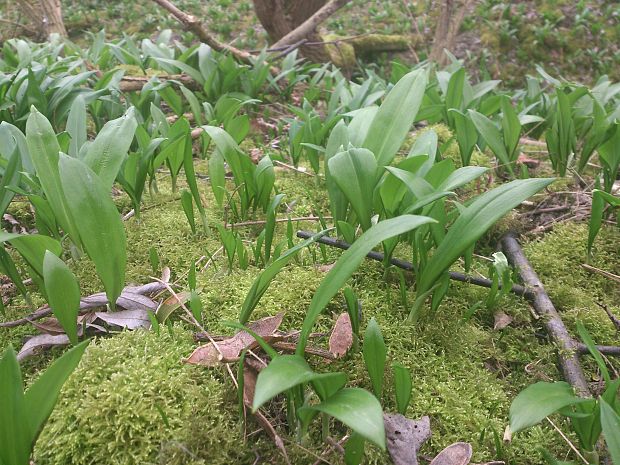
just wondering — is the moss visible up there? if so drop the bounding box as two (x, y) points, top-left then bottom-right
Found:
(35, 328), (252, 465)
(351, 34), (411, 54)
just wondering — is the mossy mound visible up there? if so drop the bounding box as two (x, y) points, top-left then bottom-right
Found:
(35, 328), (251, 465)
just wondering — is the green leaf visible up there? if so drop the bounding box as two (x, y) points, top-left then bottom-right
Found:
(43, 251), (80, 345)
(328, 148), (377, 231)
(252, 354), (343, 411)
(363, 69), (428, 167)
(0, 149), (20, 217)
(393, 364), (412, 415)
(417, 178), (554, 295)
(180, 190), (196, 234)
(509, 382), (586, 433)
(23, 340), (88, 445)
(239, 229), (331, 324)
(600, 399), (620, 465)
(304, 388), (386, 450)
(469, 109), (511, 171)
(0, 232), (62, 277)
(26, 107), (80, 247)
(58, 154), (126, 308)
(67, 94), (87, 158)
(0, 346), (30, 465)
(576, 321), (610, 384)
(344, 431), (366, 465)
(363, 318), (386, 399)
(297, 215), (435, 355)
(83, 107), (137, 191)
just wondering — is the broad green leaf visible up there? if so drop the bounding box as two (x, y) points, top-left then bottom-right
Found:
(329, 148), (377, 231)
(26, 107), (80, 247)
(180, 190), (195, 234)
(344, 432), (365, 465)
(0, 346), (30, 465)
(0, 149), (20, 217)
(450, 109), (478, 166)
(363, 70), (428, 167)
(509, 382), (586, 433)
(417, 178), (554, 294)
(0, 232), (62, 277)
(304, 388), (386, 450)
(576, 321), (610, 384)
(83, 107), (137, 191)
(252, 355), (343, 411)
(43, 251), (80, 345)
(393, 363), (412, 415)
(67, 94), (87, 158)
(23, 340), (88, 445)
(469, 109), (511, 170)
(500, 96), (521, 160)
(363, 318), (386, 398)
(297, 215), (436, 354)
(600, 399), (620, 465)
(58, 154), (126, 308)
(208, 149), (226, 207)
(239, 229), (331, 324)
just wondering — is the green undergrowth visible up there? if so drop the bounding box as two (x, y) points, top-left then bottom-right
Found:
(2, 152), (618, 463)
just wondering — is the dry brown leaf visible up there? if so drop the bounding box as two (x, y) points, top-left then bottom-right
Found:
(384, 414), (431, 465)
(328, 313), (353, 358)
(156, 290), (192, 323)
(493, 311), (513, 330)
(186, 313), (284, 366)
(429, 442), (473, 465)
(94, 309), (151, 330)
(17, 334), (70, 361)
(316, 262), (335, 273)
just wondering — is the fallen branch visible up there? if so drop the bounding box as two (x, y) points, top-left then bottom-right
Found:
(119, 74), (201, 92)
(501, 232), (591, 396)
(228, 216), (332, 229)
(0, 281), (166, 328)
(296, 231), (532, 298)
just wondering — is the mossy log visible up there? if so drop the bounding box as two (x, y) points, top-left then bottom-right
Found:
(325, 33), (418, 68)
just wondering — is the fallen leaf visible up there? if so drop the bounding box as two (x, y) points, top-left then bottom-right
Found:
(328, 313), (353, 358)
(429, 442), (473, 465)
(186, 313), (284, 366)
(28, 317), (67, 335)
(316, 262), (335, 273)
(156, 290), (192, 323)
(384, 413), (431, 465)
(493, 311), (513, 330)
(17, 334), (70, 361)
(94, 309), (151, 330)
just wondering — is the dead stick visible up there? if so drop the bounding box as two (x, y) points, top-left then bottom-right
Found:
(296, 231), (532, 298)
(228, 216), (333, 229)
(501, 232), (591, 397)
(576, 344), (620, 357)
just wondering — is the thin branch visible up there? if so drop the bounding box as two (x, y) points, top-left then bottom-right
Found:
(150, 0), (256, 65)
(270, 0), (352, 50)
(295, 231), (532, 298)
(228, 216), (332, 229)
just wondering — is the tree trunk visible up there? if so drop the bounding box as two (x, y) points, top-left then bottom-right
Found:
(18, 0), (67, 39)
(430, 0), (475, 65)
(252, 0), (330, 62)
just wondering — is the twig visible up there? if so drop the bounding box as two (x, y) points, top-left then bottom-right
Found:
(150, 0), (261, 67)
(270, 0), (353, 51)
(546, 418), (589, 465)
(228, 216), (332, 229)
(581, 263), (620, 285)
(272, 341), (337, 360)
(273, 160), (315, 176)
(501, 232), (591, 397)
(296, 231), (532, 298)
(576, 344), (620, 357)
(594, 301), (620, 332)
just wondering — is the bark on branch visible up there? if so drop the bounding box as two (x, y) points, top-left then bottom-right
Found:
(150, 0), (254, 64)
(270, 0), (352, 50)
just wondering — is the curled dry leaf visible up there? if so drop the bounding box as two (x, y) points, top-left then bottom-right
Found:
(94, 309), (151, 330)
(384, 413), (431, 465)
(186, 313), (284, 366)
(429, 442), (473, 465)
(328, 312), (353, 358)
(156, 290), (192, 324)
(17, 333), (70, 361)
(493, 311), (513, 331)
